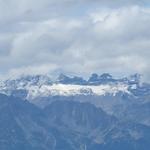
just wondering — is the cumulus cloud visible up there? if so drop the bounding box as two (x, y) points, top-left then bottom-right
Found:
(0, 0), (150, 81)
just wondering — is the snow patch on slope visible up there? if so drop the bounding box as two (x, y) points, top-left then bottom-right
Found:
(26, 83), (130, 99)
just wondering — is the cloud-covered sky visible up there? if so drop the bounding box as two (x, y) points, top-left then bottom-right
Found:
(0, 0), (150, 80)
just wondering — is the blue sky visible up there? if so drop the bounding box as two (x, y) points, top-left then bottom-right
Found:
(0, 0), (150, 81)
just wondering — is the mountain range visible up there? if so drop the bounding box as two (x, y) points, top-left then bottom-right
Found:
(0, 73), (150, 150)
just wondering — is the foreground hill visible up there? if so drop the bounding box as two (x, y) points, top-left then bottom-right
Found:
(0, 93), (150, 150)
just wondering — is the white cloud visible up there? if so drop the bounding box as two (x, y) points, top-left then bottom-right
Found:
(0, 1), (150, 81)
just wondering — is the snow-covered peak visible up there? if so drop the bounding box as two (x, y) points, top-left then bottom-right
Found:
(88, 73), (115, 84)
(57, 74), (86, 84)
(1, 74), (52, 88)
(0, 73), (142, 100)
